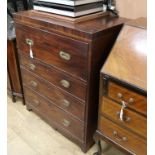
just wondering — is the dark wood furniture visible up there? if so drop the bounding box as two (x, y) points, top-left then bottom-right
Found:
(7, 0), (30, 102)
(7, 39), (23, 102)
(94, 18), (147, 155)
(14, 10), (126, 152)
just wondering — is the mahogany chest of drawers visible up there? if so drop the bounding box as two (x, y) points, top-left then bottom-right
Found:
(14, 10), (126, 152)
(94, 18), (147, 155)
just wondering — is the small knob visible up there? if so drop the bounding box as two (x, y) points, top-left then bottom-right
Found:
(128, 98), (134, 104)
(117, 93), (123, 98)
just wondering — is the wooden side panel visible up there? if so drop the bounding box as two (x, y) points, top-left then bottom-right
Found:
(7, 40), (22, 94)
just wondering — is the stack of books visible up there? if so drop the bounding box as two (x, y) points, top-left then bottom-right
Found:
(33, 0), (104, 17)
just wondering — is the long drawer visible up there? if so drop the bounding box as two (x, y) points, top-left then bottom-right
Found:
(21, 67), (85, 121)
(19, 54), (87, 101)
(16, 24), (88, 81)
(108, 82), (147, 115)
(24, 86), (85, 141)
(99, 116), (146, 155)
(100, 97), (146, 138)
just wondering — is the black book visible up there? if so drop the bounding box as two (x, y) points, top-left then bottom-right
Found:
(33, 1), (103, 17)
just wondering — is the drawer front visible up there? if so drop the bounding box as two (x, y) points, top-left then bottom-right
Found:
(99, 116), (146, 155)
(21, 68), (85, 121)
(24, 86), (84, 141)
(16, 24), (88, 80)
(19, 54), (87, 101)
(108, 82), (147, 115)
(100, 97), (146, 138)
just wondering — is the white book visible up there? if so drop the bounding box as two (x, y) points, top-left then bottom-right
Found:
(36, 0), (103, 6)
(33, 5), (103, 17)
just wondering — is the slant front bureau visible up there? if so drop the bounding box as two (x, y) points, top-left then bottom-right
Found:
(14, 10), (126, 152)
(94, 18), (147, 155)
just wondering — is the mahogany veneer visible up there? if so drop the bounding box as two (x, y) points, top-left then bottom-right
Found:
(94, 18), (147, 155)
(14, 10), (126, 152)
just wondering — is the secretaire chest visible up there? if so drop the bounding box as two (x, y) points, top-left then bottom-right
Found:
(94, 18), (147, 155)
(14, 10), (126, 152)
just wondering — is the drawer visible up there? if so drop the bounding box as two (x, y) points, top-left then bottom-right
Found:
(19, 54), (87, 101)
(16, 24), (88, 81)
(108, 82), (147, 115)
(21, 68), (85, 121)
(98, 116), (146, 155)
(100, 97), (146, 138)
(24, 86), (84, 141)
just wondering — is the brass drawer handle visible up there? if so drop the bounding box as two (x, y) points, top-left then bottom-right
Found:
(26, 38), (33, 46)
(59, 51), (71, 61)
(116, 111), (131, 122)
(30, 81), (38, 88)
(62, 119), (70, 127)
(113, 131), (127, 142)
(26, 38), (34, 59)
(29, 64), (36, 71)
(60, 79), (70, 88)
(32, 99), (40, 107)
(119, 101), (127, 121)
(61, 99), (70, 107)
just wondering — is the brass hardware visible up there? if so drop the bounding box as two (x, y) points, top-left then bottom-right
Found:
(61, 99), (70, 107)
(128, 98), (134, 104)
(60, 79), (70, 88)
(26, 38), (34, 58)
(29, 64), (36, 71)
(119, 101), (127, 121)
(62, 119), (70, 127)
(117, 93), (123, 98)
(113, 131), (127, 142)
(116, 111), (131, 122)
(26, 38), (33, 46)
(59, 51), (71, 61)
(32, 99), (40, 107)
(30, 81), (38, 88)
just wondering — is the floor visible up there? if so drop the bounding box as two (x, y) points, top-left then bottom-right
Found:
(7, 96), (125, 155)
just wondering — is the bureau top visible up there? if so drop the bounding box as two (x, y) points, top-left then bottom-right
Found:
(13, 10), (126, 41)
(101, 18), (147, 92)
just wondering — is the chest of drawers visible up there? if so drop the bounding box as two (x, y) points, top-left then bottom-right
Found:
(14, 10), (126, 152)
(94, 18), (147, 155)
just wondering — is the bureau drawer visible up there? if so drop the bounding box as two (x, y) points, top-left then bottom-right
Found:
(19, 54), (87, 101)
(16, 24), (88, 80)
(100, 97), (146, 138)
(108, 82), (147, 115)
(99, 116), (146, 155)
(21, 68), (85, 121)
(24, 86), (84, 141)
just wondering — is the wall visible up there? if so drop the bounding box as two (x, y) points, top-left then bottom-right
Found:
(116, 0), (147, 19)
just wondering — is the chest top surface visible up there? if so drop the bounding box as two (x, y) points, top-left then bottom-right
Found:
(102, 18), (147, 91)
(13, 10), (126, 41)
